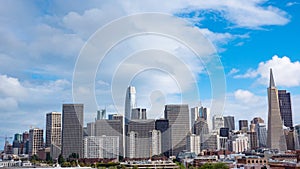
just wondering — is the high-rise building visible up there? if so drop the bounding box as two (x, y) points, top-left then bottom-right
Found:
(224, 116), (235, 131)
(127, 119), (155, 158)
(267, 69), (287, 151)
(149, 130), (161, 157)
(248, 131), (258, 150)
(186, 134), (200, 155)
(131, 108), (147, 120)
(199, 106), (211, 131)
(97, 109), (106, 120)
(295, 125), (300, 148)
(155, 119), (170, 157)
(278, 90), (293, 128)
(87, 122), (95, 136)
(284, 129), (295, 150)
(61, 104), (84, 158)
(230, 133), (249, 153)
(46, 112), (61, 160)
(94, 119), (123, 157)
(251, 117), (264, 124)
(239, 120), (248, 132)
(164, 104), (190, 156)
(191, 107), (200, 122)
(193, 118), (209, 136)
(257, 123), (267, 148)
(201, 133), (220, 151)
(84, 136), (119, 160)
(28, 128), (43, 156)
(212, 115), (224, 131)
(125, 86), (136, 124)
(220, 128), (230, 138)
(22, 131), (29, 154)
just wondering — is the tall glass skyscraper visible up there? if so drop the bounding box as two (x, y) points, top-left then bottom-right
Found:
(224, 116), (235, 131)
(278, 90), (293, 128)
(164, 104), (190, 156)
(61, 104), (84, 158)
(124, 86), (136, 124)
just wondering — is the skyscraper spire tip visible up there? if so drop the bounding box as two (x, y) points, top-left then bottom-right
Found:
(270, 68), (275, 87)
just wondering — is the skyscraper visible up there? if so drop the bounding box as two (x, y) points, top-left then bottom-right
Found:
(125, 86), (136, 124)
(164, 104), (190, 156)
(257, 123), (267, 148)
(94, 119), (123, 157)
(267, 69), (287, 151)
(212, 115), (224, 131)
(61, 104), (84, 158)
(278, 90), (293, 128)
(155, 119), (170, 157)
(199, 106), (211, 131)
(46, 112), (61, 160)
(28, 128), (43, 156)
(127, 119), (155, 158)
(224, 116), (235, 131)
(239, 120), (248, 132)
(97, 109), (106, 120)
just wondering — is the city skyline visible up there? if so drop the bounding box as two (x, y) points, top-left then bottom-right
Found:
(1, 0), (300, 150)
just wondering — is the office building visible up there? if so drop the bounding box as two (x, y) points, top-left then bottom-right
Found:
(248, 131), (258, 150)
(251, 117), (264, 124)
(127, 119), (155, 158)
(224, 116), (235, 131)
(28, 128), (43, 156)
(46, 112), (61, 160)
(149, 130), (161, 157)
(295, 125), (300, 148)
(239, 120), (248, 132)
(212, 115), (224, 131)
(186, 134), (200, 155)
(284, 129), (295, 150)
(267, 69), (287, 151)
(193, 118), (209, 136)
(191, 107), (200, 122)
(199, 106), (211, 131)
(61, 104), (84, 158)
(125, 86), (136, 124)
(257, 123), (267, 148)
(87, 122), (95, 136)
(164, 104), (190, 156)
(97, 109), (106, 120)
(84, 136), (119, 160)
(220, 128), (230, 138)
(155, 119), (170, 157)
(201, 133), (220, 151)
(131, 108), (147, 120)
(230, 133), (249, 153)
(278, 90), (293, 128)
(94, 119), (123, 157)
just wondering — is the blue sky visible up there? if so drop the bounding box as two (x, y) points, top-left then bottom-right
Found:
(0, 0), (300, 148)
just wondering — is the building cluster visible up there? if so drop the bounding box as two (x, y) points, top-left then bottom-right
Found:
(2, 69), (300, 168)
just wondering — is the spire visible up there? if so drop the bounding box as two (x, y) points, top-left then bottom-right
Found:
(269, 68), (275, 87)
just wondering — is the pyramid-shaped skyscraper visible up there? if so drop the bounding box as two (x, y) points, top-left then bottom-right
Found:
(267, 69), (287, 152)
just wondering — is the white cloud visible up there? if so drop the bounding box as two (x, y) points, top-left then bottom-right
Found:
(235, 55), (300, 87)
(234, 89), (260, 104)
(286, 2), (299, 7)
(0, 74), (27, 98)
(228, 68), (240, 75)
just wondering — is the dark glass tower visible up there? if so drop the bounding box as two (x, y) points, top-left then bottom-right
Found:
(61, 104), (84, 158)
(278, 90), (293, 128)
(224, 116), (235, 131)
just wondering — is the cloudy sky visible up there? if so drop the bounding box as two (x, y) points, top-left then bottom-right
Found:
(1, 0), (300, 148)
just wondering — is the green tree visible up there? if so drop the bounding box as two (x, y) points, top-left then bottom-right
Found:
(199, 162), (228, 169)
(58, 154), (65, 164)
